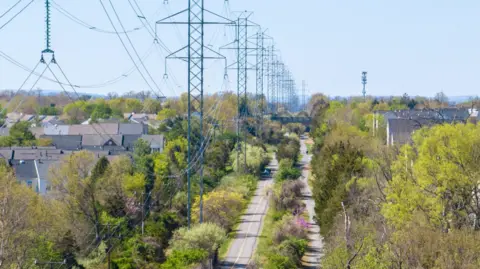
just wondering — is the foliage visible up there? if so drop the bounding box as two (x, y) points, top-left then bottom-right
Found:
(38, 105), (59, 115)
(192, 190), (245, 230)
(272, 179), (305, 212)
(161, 249), (208, 269)
(0, 165), (66, 268)
(230, 142), (269, 175)
(276, 136), (301, 163)
(284, 123), (306, 136)
(275, 159), (302, 182)
(156, 108), (177, 121)
(167, 223), (226, 257)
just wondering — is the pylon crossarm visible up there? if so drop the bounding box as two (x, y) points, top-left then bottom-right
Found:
(156, 8), (188, 24)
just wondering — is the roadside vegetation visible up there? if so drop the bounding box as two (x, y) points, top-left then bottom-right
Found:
(308, 93), (480, 268)
(254, 134), (308, 269)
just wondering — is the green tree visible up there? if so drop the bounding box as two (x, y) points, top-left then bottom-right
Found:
(9, 121), (35, 145)
(168, 223), (226, 258)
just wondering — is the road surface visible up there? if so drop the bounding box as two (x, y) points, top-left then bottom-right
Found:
(219, 155), (277, 268)
(300, 137), (324, 268)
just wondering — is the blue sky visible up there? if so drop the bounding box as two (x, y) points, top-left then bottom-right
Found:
(1, 0), (480, 98)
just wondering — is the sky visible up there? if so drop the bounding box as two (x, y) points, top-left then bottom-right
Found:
(1, 0), (480, 98)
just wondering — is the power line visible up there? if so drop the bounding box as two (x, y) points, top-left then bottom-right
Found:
(98, 0), (164, 99)
(0, 0), (34, 31)
(0, 0), (23, 20)
(0, 43), (156, 89)
(51, 0), (148, 34)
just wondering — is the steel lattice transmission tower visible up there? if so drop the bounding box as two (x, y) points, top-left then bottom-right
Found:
(157, 0), (231, 228)
(220, 12), (256, 172)
(362, 71), (368, 101)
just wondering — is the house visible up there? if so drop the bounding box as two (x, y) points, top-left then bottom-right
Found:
(376, 108), (471, 122)
(140, 135), (165, 153)
(6, 148), (111, 195)
(386, 118), (433, 146)
(11, 159), (57, 195)
(69, 123), (119, 135)
(125, 113), (158, 124)
(81, 134), (124, 151)
(119, 123), (148, 135)
(41, 135), (82, 150)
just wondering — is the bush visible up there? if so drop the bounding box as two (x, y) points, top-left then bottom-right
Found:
(167, 223), (226, 257)
(277, 137), (301, 163)
(230, 143), (270, 175)
(217, 174), (257, 199)
(161, 249), (209, 269)
(285, 123), (306, 136)
(272, 180), (305, 212)
(192, 190), (245, 230)
(273, 215), (308, 244)
(275, 159), (301, 182)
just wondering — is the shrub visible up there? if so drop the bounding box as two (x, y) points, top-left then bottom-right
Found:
(273, 215), (308, 244)
(272, 180), (305, 212)
(217, 174), (257, 199)
(161, 249), (209, 269)
(277, 137), (300, 163)
(192, 190), (245, 230)
(230, 143), (270, 175)
(275, 159), (301, 182)
(167, 223), (226, 257)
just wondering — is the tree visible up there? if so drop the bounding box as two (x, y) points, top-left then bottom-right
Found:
(49, 151), (104, 246)
(383, 124), (480, 231)
(192, 190), (245, 230)
(157, 108), (177, 121)
(167, 223), (226, 258)
(230, 143), (269, 175)
(9, 121), (35, 145)
(0, 165), (65, 268)
(277, 137), (301, 163)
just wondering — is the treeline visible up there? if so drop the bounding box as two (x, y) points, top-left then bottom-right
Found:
(309, 94), (480, 268)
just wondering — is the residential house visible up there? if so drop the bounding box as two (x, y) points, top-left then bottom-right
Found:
(41, 135), (82, 150)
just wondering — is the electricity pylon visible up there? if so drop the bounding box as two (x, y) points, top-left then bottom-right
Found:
(157, 0), (232, 228)
(220, 12), (257, 172)
(253, 30), (272, 137)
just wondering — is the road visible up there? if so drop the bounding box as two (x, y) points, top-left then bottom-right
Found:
(300, 137), (324, 268)
(219, 154), (277, 269)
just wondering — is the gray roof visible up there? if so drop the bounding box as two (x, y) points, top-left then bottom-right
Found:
(44, 125), (70, 135)
(122, 134), (142, 150)
(68, 123), (119, 135)
(11, 160), (37, 181)
(82, 134), (123, 147)
(118, 123), (147, 135)
(41, 135), (82, 150)
(378, 108), (470, 122)
(12, 148), (68, 161)
(0, 150), (13, 160)
(141, 135), (164, 149)
(387, 118), (434, 145)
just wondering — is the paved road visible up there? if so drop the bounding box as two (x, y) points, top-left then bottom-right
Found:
(219, 155), (277, 269)
(300, 138), (324, 268)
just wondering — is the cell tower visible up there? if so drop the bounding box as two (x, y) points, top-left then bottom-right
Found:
(362, 71), (367, 101)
